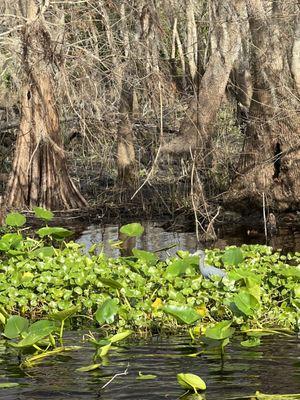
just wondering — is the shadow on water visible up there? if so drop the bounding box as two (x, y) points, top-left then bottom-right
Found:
(0, 335), (299, 400)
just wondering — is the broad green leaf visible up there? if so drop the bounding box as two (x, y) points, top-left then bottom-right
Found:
(33, 207), (54, 221)
(5, 212), (26, 227)
(76, 363), (101, 372)
(241, 337), (261, 347)
(177, 373), (206, 392)
(165, 258), (196, 277)
(136, 372), (157, 380)
(222, 248), (244, 267)
(205, 320), (235, 340)
(32, 246), (55, 258)
(48, 306), (79, 322)
(132, 249), (158, 265)
(98, 277), (123, 290)
(95, 298), (119, 325)
(37, 227), (73, 239)
(109, 330), (133, 343)
(12, 333), (48, 348)
(99, 343), (112, 357)
(28, 320), (56, 336)
(10, 321), (55, 347)
(294, 285), (300, 298)
(120, 223), (144, 237)
(162, 305), (201, 325)
(0, 233), (23, 251)
(275, 266), (300, 280)
(4, 316), (29, 339)
(228, 268), (261, 285)
(233, 290), (260, 316)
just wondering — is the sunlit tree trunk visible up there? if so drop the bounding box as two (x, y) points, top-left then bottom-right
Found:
(228, 0), (300, 211)
(162, 0), (245, 153)
(5, 1), (87, 209)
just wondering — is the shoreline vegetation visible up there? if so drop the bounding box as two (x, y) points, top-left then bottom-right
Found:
(1, 211), (299, 337)
(0, 210), (298, 397)
(1, 1), (300, 234)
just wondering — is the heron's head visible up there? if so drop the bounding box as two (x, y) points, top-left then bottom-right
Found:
(193, 250), (206, 267)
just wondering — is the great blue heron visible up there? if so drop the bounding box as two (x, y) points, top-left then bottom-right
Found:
(194, 250), (227, 279)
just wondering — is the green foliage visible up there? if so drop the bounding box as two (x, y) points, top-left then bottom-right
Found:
(240, 337), (261, 347)
(0, 383), (19, 389)
(132, 249), (158, 265)
(36, 227), (73, 239)
(136, 372), (157, 380)
(95, 298), (119, 324)
(119, 223), (144, 237)
(177, 373), (206, 393)
(233, 290), (260, 316)
(205, 321), (235, 340)
(222, 247), (244, 266)
(4, 316), (29, 339)
(5, 212), (26, 227)
(33, 207), (54, 221)
(76, 363), (101, 372)
(0, 214), (298, 339)
(48, 306), (80, 322)
(162, 305), (201, 325)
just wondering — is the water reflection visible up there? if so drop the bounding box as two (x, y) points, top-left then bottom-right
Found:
(1, 335), (299, 400)
(77, 222), (198, 258)
(76, 221), (300, 256)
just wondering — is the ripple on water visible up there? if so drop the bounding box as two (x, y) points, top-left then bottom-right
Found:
(0, 335), (299, 400)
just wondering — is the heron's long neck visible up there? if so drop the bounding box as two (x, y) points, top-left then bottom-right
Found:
(199, 253), (206, 271)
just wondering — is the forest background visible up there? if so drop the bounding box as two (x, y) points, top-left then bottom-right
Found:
(0, 0), (299, 239)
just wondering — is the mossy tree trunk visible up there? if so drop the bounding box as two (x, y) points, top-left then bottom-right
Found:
(5, 2), (87, 210)
(227, 0), (300, 211)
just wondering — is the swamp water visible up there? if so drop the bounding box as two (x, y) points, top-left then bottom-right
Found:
(0, 334), (299, 399)
(1, 221), (299, 399)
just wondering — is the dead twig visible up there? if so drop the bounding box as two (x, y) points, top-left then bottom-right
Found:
(100, 364), (129, 390)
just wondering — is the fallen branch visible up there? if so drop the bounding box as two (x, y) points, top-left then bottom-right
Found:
(100, 364), (129, 390)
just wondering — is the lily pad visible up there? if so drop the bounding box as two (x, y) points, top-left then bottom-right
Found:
(120, 223), (144, 237)
(162, 305), (201, 325)
(95, 298), (119, 325)
(136, 371), (157, 380)
(205, 320), (235, 340)
(177, 373), (206, 392)
(76, 363), (101, 372)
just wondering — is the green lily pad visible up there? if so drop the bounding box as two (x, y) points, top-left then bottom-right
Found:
(177, 373), (206, 392)
(162, 305), (201, 325)
(76, 363), (101, 372)
(205, 320), (235, 340)
(120, 223), (144, 237)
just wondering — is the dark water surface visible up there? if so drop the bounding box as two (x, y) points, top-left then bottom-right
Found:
(76, 221), (300, 255)
(0, 334), (299, 400)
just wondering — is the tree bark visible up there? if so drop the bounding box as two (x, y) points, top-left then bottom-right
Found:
(162, 0), (245, 154)
(227, 0), (300, 211)
(117, 80), (136, 187)
(5, 3), (87, 210)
